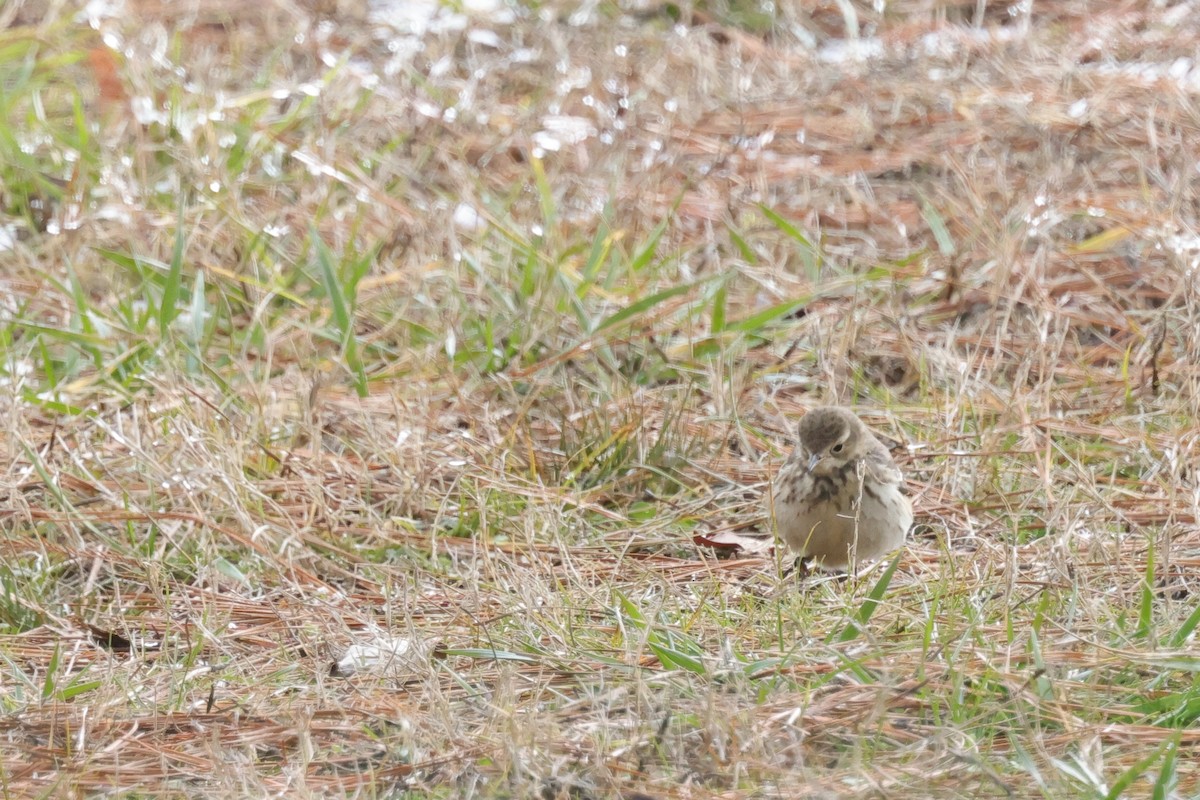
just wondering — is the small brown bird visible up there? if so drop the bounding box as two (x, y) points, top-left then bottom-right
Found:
(772, 406), (912, 571)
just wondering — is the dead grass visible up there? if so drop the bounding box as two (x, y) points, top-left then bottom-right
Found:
(3, 0), (1200, 796)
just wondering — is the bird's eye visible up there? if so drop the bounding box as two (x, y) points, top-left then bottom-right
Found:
(831, 443), (845, 454)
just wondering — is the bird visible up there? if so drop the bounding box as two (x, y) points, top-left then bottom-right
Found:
(772, 406), (912, 572)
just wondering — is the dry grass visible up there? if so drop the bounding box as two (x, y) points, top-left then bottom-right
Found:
(3, 0), (1200, 796)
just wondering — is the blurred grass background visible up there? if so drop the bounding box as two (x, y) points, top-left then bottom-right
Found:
(2, 0), (1200, 796)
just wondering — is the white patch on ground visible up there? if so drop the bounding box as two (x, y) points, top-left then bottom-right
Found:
(334, 635), (431, 677)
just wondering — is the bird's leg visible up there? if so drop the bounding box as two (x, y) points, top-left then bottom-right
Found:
(782, 555), (812, 583)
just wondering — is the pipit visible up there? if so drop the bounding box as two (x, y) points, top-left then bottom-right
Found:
(773, 406), (912, 571)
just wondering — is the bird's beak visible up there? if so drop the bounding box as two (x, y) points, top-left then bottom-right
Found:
(804, 452), (821, 473)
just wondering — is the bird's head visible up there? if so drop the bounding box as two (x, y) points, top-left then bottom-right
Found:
(796, 407), (863, 475)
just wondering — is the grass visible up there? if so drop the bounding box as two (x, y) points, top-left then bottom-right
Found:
(2, 0), (1200, 796)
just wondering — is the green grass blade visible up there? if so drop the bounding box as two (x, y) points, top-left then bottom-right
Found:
(93, 248), (163, 273)
(757, 203), (820, 277)
(615, 590), (647, 628)
(649, 642), (706, 675)
(710, 281), (727, 333)
(58, 678), (102, 701)
(312, 225), (367, 395)
(834, 552), (901, 643)
(725, 223), (757, 264)
(187, 267), (206, 364)
(313, 227), (351, 334)
(920, 197), (956, 257)
(629, 215), (668, 273)
(725, 297), (809, 334)
(42, 643), (60, 700)
(443, 648), (539, 664)
(1105, 734), (1177, 800)
(582, 209), (615, 283)
(1136, 540), (1155, 641)
(159, 206), (187, 332)
(10, 318), (108, 348)
(593, 278), (711, 334)
(757, 204), (811, 248)
(1152, 736), (1180, 800)
(1168, 602), (1200, 648)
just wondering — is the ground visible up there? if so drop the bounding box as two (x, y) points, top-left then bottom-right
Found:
(2, 0), (1200, 797)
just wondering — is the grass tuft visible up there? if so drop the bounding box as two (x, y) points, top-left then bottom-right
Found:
(3, 1), (1200, 796)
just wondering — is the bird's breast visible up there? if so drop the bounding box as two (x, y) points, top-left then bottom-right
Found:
(804, 461), (862, 507)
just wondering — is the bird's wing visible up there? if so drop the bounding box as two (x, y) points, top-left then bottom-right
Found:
(862, 445), (905, 488)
